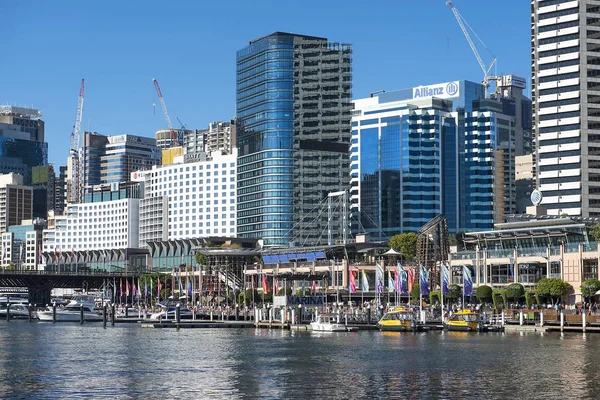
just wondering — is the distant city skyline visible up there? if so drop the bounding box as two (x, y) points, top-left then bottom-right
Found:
(0, 0), (530, 167)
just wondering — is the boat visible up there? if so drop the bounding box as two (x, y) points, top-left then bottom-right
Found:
(445, 309), (484, 332)
(377, 307), (418, 332)
(37, 295), (104, 322)
(0, 304), (33, 319)
(310, 313), (347, 332)
(149, 306), (194, 321)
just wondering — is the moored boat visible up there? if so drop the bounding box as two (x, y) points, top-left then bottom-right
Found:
(310, 313), (347, 332)
(37, 295), (103, 322)
(445, 309), (484, 332)
(377, 307), (418, 332)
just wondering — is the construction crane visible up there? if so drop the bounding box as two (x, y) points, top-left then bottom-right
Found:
(67, 79), (84, 204)
(152, 78), (178, 146)
(446, 1), (497, 97)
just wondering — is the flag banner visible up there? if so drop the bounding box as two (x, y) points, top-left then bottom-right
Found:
(407, 267), (414, 293)
(464, 266), (473, 296)
(274, 276), (278, 295)
(508, 258), (514, 283)
(251, 275), (255, 291)
(376, 263), (384, 293)
(187, 280), (192, 296)
(388, 271), (395, 293)
(262, 274), (268, 293)
(420, 265), (430, 296)
(361, 270), (369, 292)
(394, 269), (399, 292)
(132, 280), (137, 297)
(157, 278), (162, 297)
(311, 280), (316, 294)
(126, 280), (130, 297)
(138, 278), (142, 298)
(349, 270), (357, 294)
(442, 264), (450, 296)
(400, 271), (408, 295)
(145, 279), (148, 296)
(301, 280), (306, 294)
(120, 278), (123, 297)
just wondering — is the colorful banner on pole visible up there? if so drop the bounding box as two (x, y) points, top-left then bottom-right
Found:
(463, 266), (473, 296)
(376, 263), (384, 293)
(441, 263), (450, 296)
(420, 265), (430, 296)
(349, 270), (357, 294)
(361, 270), (369, 292)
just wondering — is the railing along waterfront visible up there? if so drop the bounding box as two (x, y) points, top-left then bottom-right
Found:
(0, 269), (139, 277)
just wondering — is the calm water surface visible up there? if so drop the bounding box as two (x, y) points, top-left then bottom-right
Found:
(0, 322), (598, 399)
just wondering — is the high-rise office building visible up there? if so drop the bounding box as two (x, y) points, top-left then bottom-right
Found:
(236, 32), (352, 247)
(351, 78), (531, 235)
(0, 173), (32, 234)
(0, 106), (48, 185)
(532, 0), (596, 216)
(81, 132), (161, 189)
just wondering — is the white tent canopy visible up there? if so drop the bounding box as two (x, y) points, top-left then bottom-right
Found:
(383, 248), (401, 256)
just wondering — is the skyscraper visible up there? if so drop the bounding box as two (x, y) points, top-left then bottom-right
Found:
(236, 32), (352, 247)
(80, 132), (161, 189)
(0, 106), (48, 185)
(532, 0), (594, 216)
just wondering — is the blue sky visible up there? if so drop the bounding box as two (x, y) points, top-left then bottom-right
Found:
(0, 0), (530, 167)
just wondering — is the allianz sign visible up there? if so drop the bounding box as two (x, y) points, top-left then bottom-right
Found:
(413, 81), (460, 100)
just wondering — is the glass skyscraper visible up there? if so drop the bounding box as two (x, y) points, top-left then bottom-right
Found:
(236, 32), (352, 247)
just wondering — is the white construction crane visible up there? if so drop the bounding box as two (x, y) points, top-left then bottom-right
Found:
(67, 79), (84, 204)
(446, 1), (497, 97)
(152, 78), (178, 146)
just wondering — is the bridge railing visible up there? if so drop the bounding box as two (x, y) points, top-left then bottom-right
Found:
(0, 269), (142, 277)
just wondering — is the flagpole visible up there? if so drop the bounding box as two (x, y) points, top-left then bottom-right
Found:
(361, 269), (364, 307)
(441, 263), (444, 323)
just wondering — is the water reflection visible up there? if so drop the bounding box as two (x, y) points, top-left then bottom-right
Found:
(0, 322), (600, 398)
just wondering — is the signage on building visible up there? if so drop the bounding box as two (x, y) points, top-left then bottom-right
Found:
(108, 135), (155, 146)
(500, 75), (526, 89)
(413, 81), (460, 100)
(131, 170), (151, 182)
(530, 189), (543, 206)
(273, 295), (325, 307)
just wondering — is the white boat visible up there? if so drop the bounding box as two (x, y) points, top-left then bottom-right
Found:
(149, 306), (194, 321)
(37, 295), (104, 322)
(0, 304), (33, 319)
(310, 313), (347, 332)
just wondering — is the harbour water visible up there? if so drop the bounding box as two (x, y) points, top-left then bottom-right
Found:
(1, 322), (600, 399)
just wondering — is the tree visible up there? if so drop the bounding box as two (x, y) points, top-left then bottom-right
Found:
(430, 291), (441, 305)
(195, 252), (207, 266)
(581, 278), (600, 302)
(411, 283), (420, 300)
(447, 284), (461, 301)
(492, 289), (507, 310)
(589, 223), (600, 242)
(388, 233), (418, 261)
(506, 283), (525, 303)
(537, 278), (570, 304)
(476, 285), (493, 303)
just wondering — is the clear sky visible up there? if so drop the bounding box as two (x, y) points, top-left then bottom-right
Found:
(0, 0), (530, 167)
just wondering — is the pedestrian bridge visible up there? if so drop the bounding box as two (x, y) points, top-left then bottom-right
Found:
(0, 269), (139, 306)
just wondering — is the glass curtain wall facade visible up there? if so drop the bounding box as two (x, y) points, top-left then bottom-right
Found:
(351, 97), (458, 238)
(236, 32), (352, 247)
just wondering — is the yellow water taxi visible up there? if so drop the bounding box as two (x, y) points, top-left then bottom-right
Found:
(445, 309), (483, 332)
(377, 307), (418, 332)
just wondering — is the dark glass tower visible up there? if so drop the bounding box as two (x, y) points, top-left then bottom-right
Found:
(236, 32), (352, 247)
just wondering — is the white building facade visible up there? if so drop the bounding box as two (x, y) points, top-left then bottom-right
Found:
(42, 198), (140, 256)
(138, 149), (238, 247)
(532, 0), (599, 216)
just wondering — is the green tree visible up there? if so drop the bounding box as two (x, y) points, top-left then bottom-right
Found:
(388, 233), (418, 261)
(492, 289), (507, 310)
(524, 290), (538, 309)
(411, 283), (420, 300)
(195, 252), (207, 266)
(581, 278), (600, 302)
(447, 284), (461, 301)
(475, 285), (493, 303)
(537, 278), (570, 304)
(589, 223), (600, 241)
(430, 291), (441, 305)
(506, 283), (525, 303)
